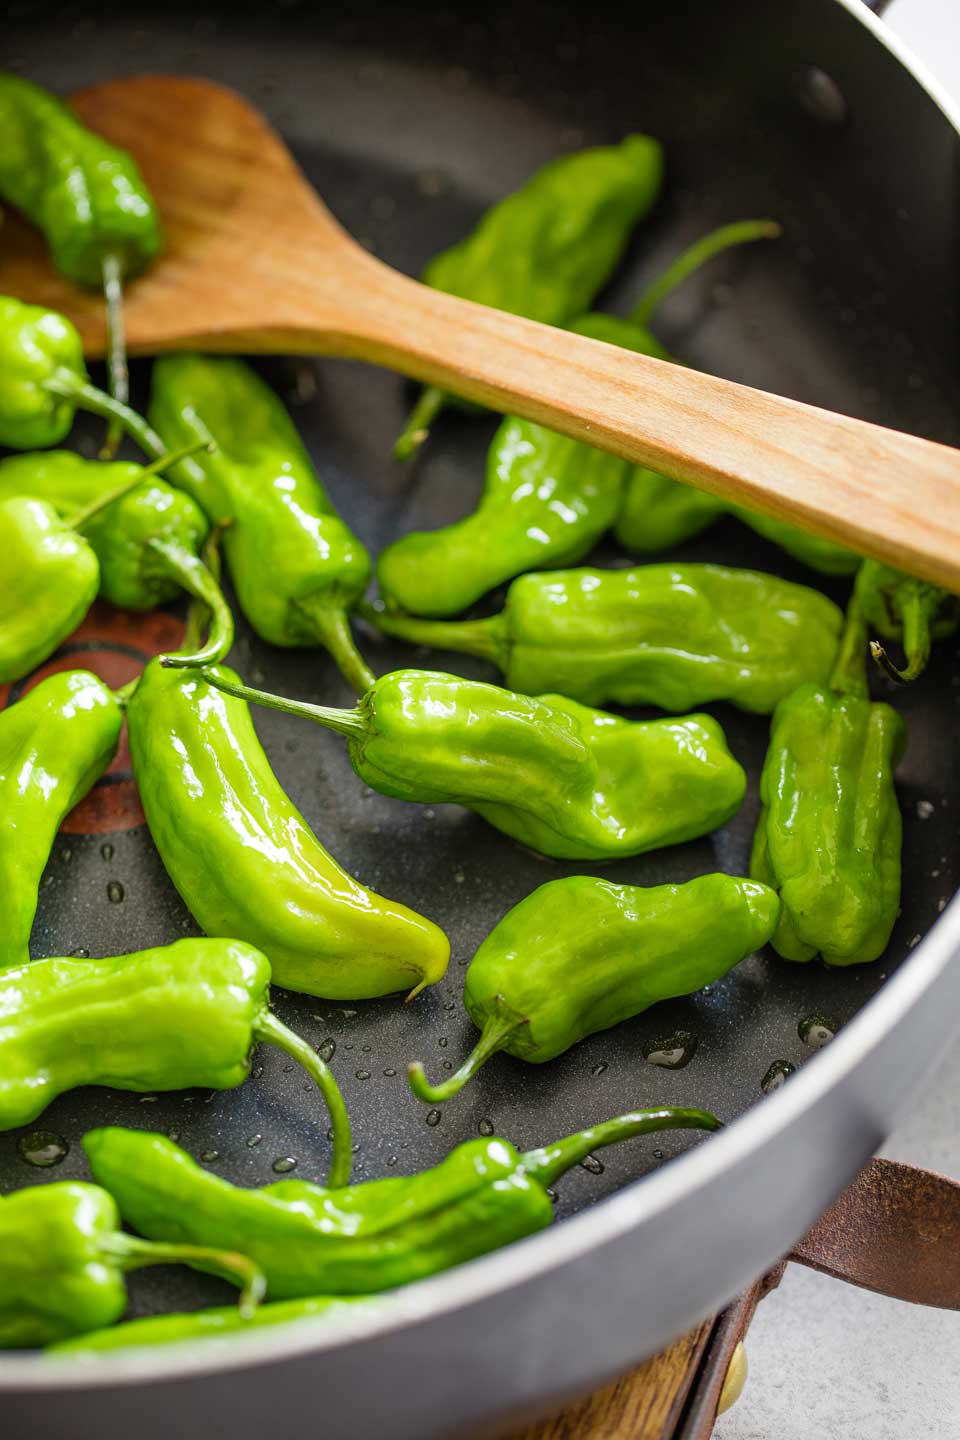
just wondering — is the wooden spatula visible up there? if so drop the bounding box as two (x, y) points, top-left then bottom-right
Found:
(3, 74), (959, 589)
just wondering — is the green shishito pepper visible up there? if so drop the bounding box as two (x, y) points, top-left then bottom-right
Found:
(0, 441), (233, 677)
(194, 668), (746, 862)
(0, 670), (123, 970)
(0, 75), (162, 457)
(409, 873), (778, 1103)
(0, 296), (166, 454)
(85, 1106), (720, 1298)
(149, 354), (374, 693)
(750, 589), (906, 965)
(366, 564), (844, 716)
(380, 222), (856, 617)
(127, 658), (449, 1000)
(0, 938), (353, 1186)
(51, 1296), (375, 1354)
(853, 559), (958, 684)
(382, 219), (803, 615)
(394, 134), (664, 460)
(0, 1181), (264, 1349)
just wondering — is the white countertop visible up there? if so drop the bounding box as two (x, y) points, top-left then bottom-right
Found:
(717, 5), (960, 1435)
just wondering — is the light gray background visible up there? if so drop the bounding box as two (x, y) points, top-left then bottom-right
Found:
(717, 3), (960, 1435)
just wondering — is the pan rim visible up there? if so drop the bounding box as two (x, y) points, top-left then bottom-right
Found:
(3, 0), (960, 1391)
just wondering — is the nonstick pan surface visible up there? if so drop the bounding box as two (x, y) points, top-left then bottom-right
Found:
(2, 0), (960, 1399)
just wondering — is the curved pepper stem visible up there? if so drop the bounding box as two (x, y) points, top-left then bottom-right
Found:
(189, 668), (370, 741)
(295, 594), (376, 696)
(103, 1232), (266, 1319)
(521, 1106), (722, 1188)
(255, 1011), (353, 1188)
(868, 583), (940, 686)
(628, 219), (782, 329)
(361, 602), (507, 670)
(407, 1009), (524, 1103)
(151, 541), (235, 668)
(45, 368), (168, 462)
(829, 590), (870, 699)
(70, 439), (213, 530)
(393, 385), (446, 463)
(99, 252), (128, 461)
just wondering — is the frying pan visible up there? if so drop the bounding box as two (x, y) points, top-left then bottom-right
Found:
(1, 0), (959, 1435)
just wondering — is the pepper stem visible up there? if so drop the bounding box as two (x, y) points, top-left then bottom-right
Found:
(407, 1006), (525, 1103)
(111, 677), (140, 709)
(521, 1107), (722, 1188)
(868, 584), (936, 686)
(830, 586), (870, 698)
(149, 539), (235, 667)
(295, 595), (376, 695)
(46, 369), (167, 462)
(189, 668), (370, 741)
(361, 602), (507, 670)
(393, 386), (446, 463)
(99, 252), (128, 460)
(104, 1233), (266, 1319)
(70, 440), (213, 530)
(628, 219), (782, 330)
(255, 1011), (353, 1188)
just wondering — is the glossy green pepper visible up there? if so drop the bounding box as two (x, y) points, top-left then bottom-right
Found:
(366, 564), (844, 715)
(0, 494), (99, 683)
(409, 873), (778, 1102)
(85, 1106), (720, 1298)
(51, 1296), (374, 1353)
(394, 134), (664, 460)
(149, 354), (374, 692)
(0, 670), (123, 969)
(380, 221), (781, 615)
(0, 74), (162, 457)
(0, 937), (353, 1185)
(0, 296), (166, 454)
(853, 559), (958, 684)
(0, 446), (234, 666)
(750, 592), (906, 965)
(127, 658), (449, 1000)
(196, 667), (746, 862)
(0, 1181), (263, 1348)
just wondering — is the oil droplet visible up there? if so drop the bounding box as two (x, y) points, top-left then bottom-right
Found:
(424, 808), (436, 820)
(167, 1128), (180, 1143)
(70, 947), (90, 958)
(591, 1062), (608, 1076)
(326, 1127), (335, 1142)
(383, 1067), (397, 1077)
(438, 1037), (448, 1049)
(546, 1187), (559, 1203)
(18, 1130), (68, 1167)
(580, 1154), (604, 1175)
(199, 1149), (220, 1163)
(138, 1095), (158, 1104)
(361, 1044), (372, 1054)
(761, 1060), (796, 1094)
(799, 1013), (838, 1049)
(318, 1038), (336, 1063)
(252, 1064), (264, 1079)
(454, 870), (465, 884)
(457, 956), (470, 966)
(653, 1149), (664, 1160)
(643, 1031), (698, 1069)
(100, 842), (114, 861)
(60, 847), (73, 863)
(425, 1109), (442, 1127)
(478, 1118), (494, 1137)
(106, 880), (124, 904)
(282, 1064), (294, 1074)
(444, 1000), (456, 1012)
(356, 1069), (371, 1081)
(386, 1155), (398, 1168)
(917, 799), (935, 820)
(442, 1061), (453, 1071)
(272, 1156), (297, 1174)
(247, 1133), (263, 1148)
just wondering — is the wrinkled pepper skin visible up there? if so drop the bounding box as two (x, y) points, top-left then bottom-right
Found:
(750, 682), (905, 965)
(0, 494), (99, 683)
(200, 668), (745, 862)
(51, 1296), (373, 1353)
(0, 75), (161, 289)
(0, 295), (164, 454)
(0, 937), (352, 1184)
(369, 565), (844, 716)
(150, 354), (373, 691)
(0, 450), (207, 610)
(127, 659), (449, 1000)
(85, 1105), (720, 1299)
(409, 874), (778, 1101)
(0, 670), (122, 969)
(854, 559), (958, 683)
(0, 1181), (262, 1349)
